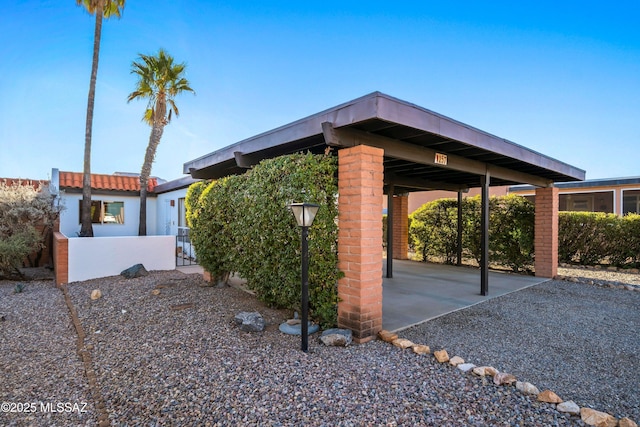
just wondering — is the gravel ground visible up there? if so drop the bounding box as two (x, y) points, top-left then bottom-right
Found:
(0, 281), (96, 426)
(1, 267), (638, 426)
(401, 279), (640, 422)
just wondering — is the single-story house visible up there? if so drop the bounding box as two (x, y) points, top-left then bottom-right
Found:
(509, 177), (640, 216)
(51, 169), (199, 239)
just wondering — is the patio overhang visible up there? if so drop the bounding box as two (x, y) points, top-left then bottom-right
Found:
(183, 92), (584, 341)
(184, 91), (585, 189)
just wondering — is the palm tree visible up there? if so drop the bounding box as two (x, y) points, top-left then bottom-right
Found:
(77, 0), (125, 237)
(127, 49), (195, 236)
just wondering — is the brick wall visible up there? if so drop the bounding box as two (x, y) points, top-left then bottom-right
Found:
(391, 195), (409, 260)
(534, 187), (559, 278)
(337, 145), (384, 343)
(53, 232), (68, 286)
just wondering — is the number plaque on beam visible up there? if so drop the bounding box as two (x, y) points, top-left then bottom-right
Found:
(435, 153), (448, 165)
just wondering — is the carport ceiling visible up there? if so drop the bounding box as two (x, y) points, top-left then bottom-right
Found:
(184, 92), (585, 192)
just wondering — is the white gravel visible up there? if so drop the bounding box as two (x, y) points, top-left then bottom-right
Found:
(1, 266), (638, 426)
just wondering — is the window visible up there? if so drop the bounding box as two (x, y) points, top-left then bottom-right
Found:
(79, 200), (124, 224)
(623, 190), (640, 215)
(559, 191), (613, 213)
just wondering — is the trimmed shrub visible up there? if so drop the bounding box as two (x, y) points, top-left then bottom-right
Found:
(410, 198), (459, 264)
(491, 194), (535, 273)
(623, 214), (640, 266)
(186, 153), (340, 327)
(558, 212), (619, 265)
(410, 194), (534, 272)
(559, 211), (640, 267)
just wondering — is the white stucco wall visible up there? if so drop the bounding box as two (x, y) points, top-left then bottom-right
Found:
(67, 235), (174, 283)
(59, 193), (158, 237)
(155, 187), (189, 236)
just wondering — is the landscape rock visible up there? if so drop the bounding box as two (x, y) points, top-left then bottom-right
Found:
(433, 349), (449, 363)
(516, 381), (540, 396)
(620, 417), (638, 427)
(412, 344), (430, 355)
(286, 318), (301, 326)
(121, 264), (149, 279)
(472, 366), (498, 377)
(493, 372), (517, 386)
(151, 289), (161, 296)
(90, 289), (102, 300)
(378, 330), (398, 343)
(457, 363), (476, 372)
(392, 338), (414, 349)
(472, 366), (486, 376)
(557, 401), (581, 415)
(537, 389), (563, 403)
(320, 328), (352, 347)
(234, 311), (265, 332)
(448, 356), (464, 366)
(580, 408), (618, 427)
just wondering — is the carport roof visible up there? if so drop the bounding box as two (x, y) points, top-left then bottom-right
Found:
(184, 92), (585, 191)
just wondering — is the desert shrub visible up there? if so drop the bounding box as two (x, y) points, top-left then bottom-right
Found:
(187, 153), (340, 327)
(559, 211), (640, 267)
(0, 181), (63, 278)
(558, 212), (619, 265)
(622, 214), (640, 266)
(490, 194), (535, 273)
(410, 195), (534, 272)
(410, 198), (459, 264)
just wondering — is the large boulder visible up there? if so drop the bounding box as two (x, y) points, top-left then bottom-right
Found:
(234, 312), (265, 332)
(121, 264), (149, 279)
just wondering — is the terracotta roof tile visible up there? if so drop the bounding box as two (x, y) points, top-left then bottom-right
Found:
(59, 172), (157, 192)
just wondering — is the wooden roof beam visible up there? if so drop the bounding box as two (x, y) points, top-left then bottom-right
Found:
(322, 122), (553, 188)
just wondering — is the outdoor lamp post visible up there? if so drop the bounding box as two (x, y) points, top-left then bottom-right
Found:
(288, 202), (319, 352)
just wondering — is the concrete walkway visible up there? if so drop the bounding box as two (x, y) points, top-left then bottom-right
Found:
(175, 261), (548, 334)
(383, 259), (548, 332)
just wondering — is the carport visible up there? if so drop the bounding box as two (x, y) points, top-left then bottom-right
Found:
(184, 92), (585, 343)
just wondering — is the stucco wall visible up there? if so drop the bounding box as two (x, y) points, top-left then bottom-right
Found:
(155, 187), (189, 236)
(66, 235), (174, 283)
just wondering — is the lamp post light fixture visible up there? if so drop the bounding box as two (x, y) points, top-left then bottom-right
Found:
(288, 202), (319, 352)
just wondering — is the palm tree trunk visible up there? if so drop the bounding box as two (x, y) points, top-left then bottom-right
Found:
(79, 5), (104, 238)
(138, 122), (165, 236)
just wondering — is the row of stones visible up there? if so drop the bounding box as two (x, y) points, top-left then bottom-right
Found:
(377, 330), (637, 427)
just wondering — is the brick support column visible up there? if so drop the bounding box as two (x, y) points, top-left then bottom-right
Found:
(53, 232), (69, 287)
(337, 145), (384, 343)
(392, 195), (409, 260)
(535, 187), (559, 278)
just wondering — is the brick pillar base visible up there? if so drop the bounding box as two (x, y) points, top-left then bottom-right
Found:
(337, 145), (384, 343)
(535, 187), (559, 278)
(392, 195), (409, 260)
(53, 232), (69, 287)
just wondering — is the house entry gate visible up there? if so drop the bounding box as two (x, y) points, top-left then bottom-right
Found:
(176, 227), (198, 266)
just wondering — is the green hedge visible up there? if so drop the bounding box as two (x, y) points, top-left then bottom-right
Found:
(186, 153), (341, 327)
(409, 195), (640, 271)
(409, 194), (535, 273)
(558, 212), (640, 267)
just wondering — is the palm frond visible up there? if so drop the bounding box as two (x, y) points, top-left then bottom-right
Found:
(128, 48), (194, 126)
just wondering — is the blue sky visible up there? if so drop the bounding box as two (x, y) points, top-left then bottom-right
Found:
(1, 0), (638, 182)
